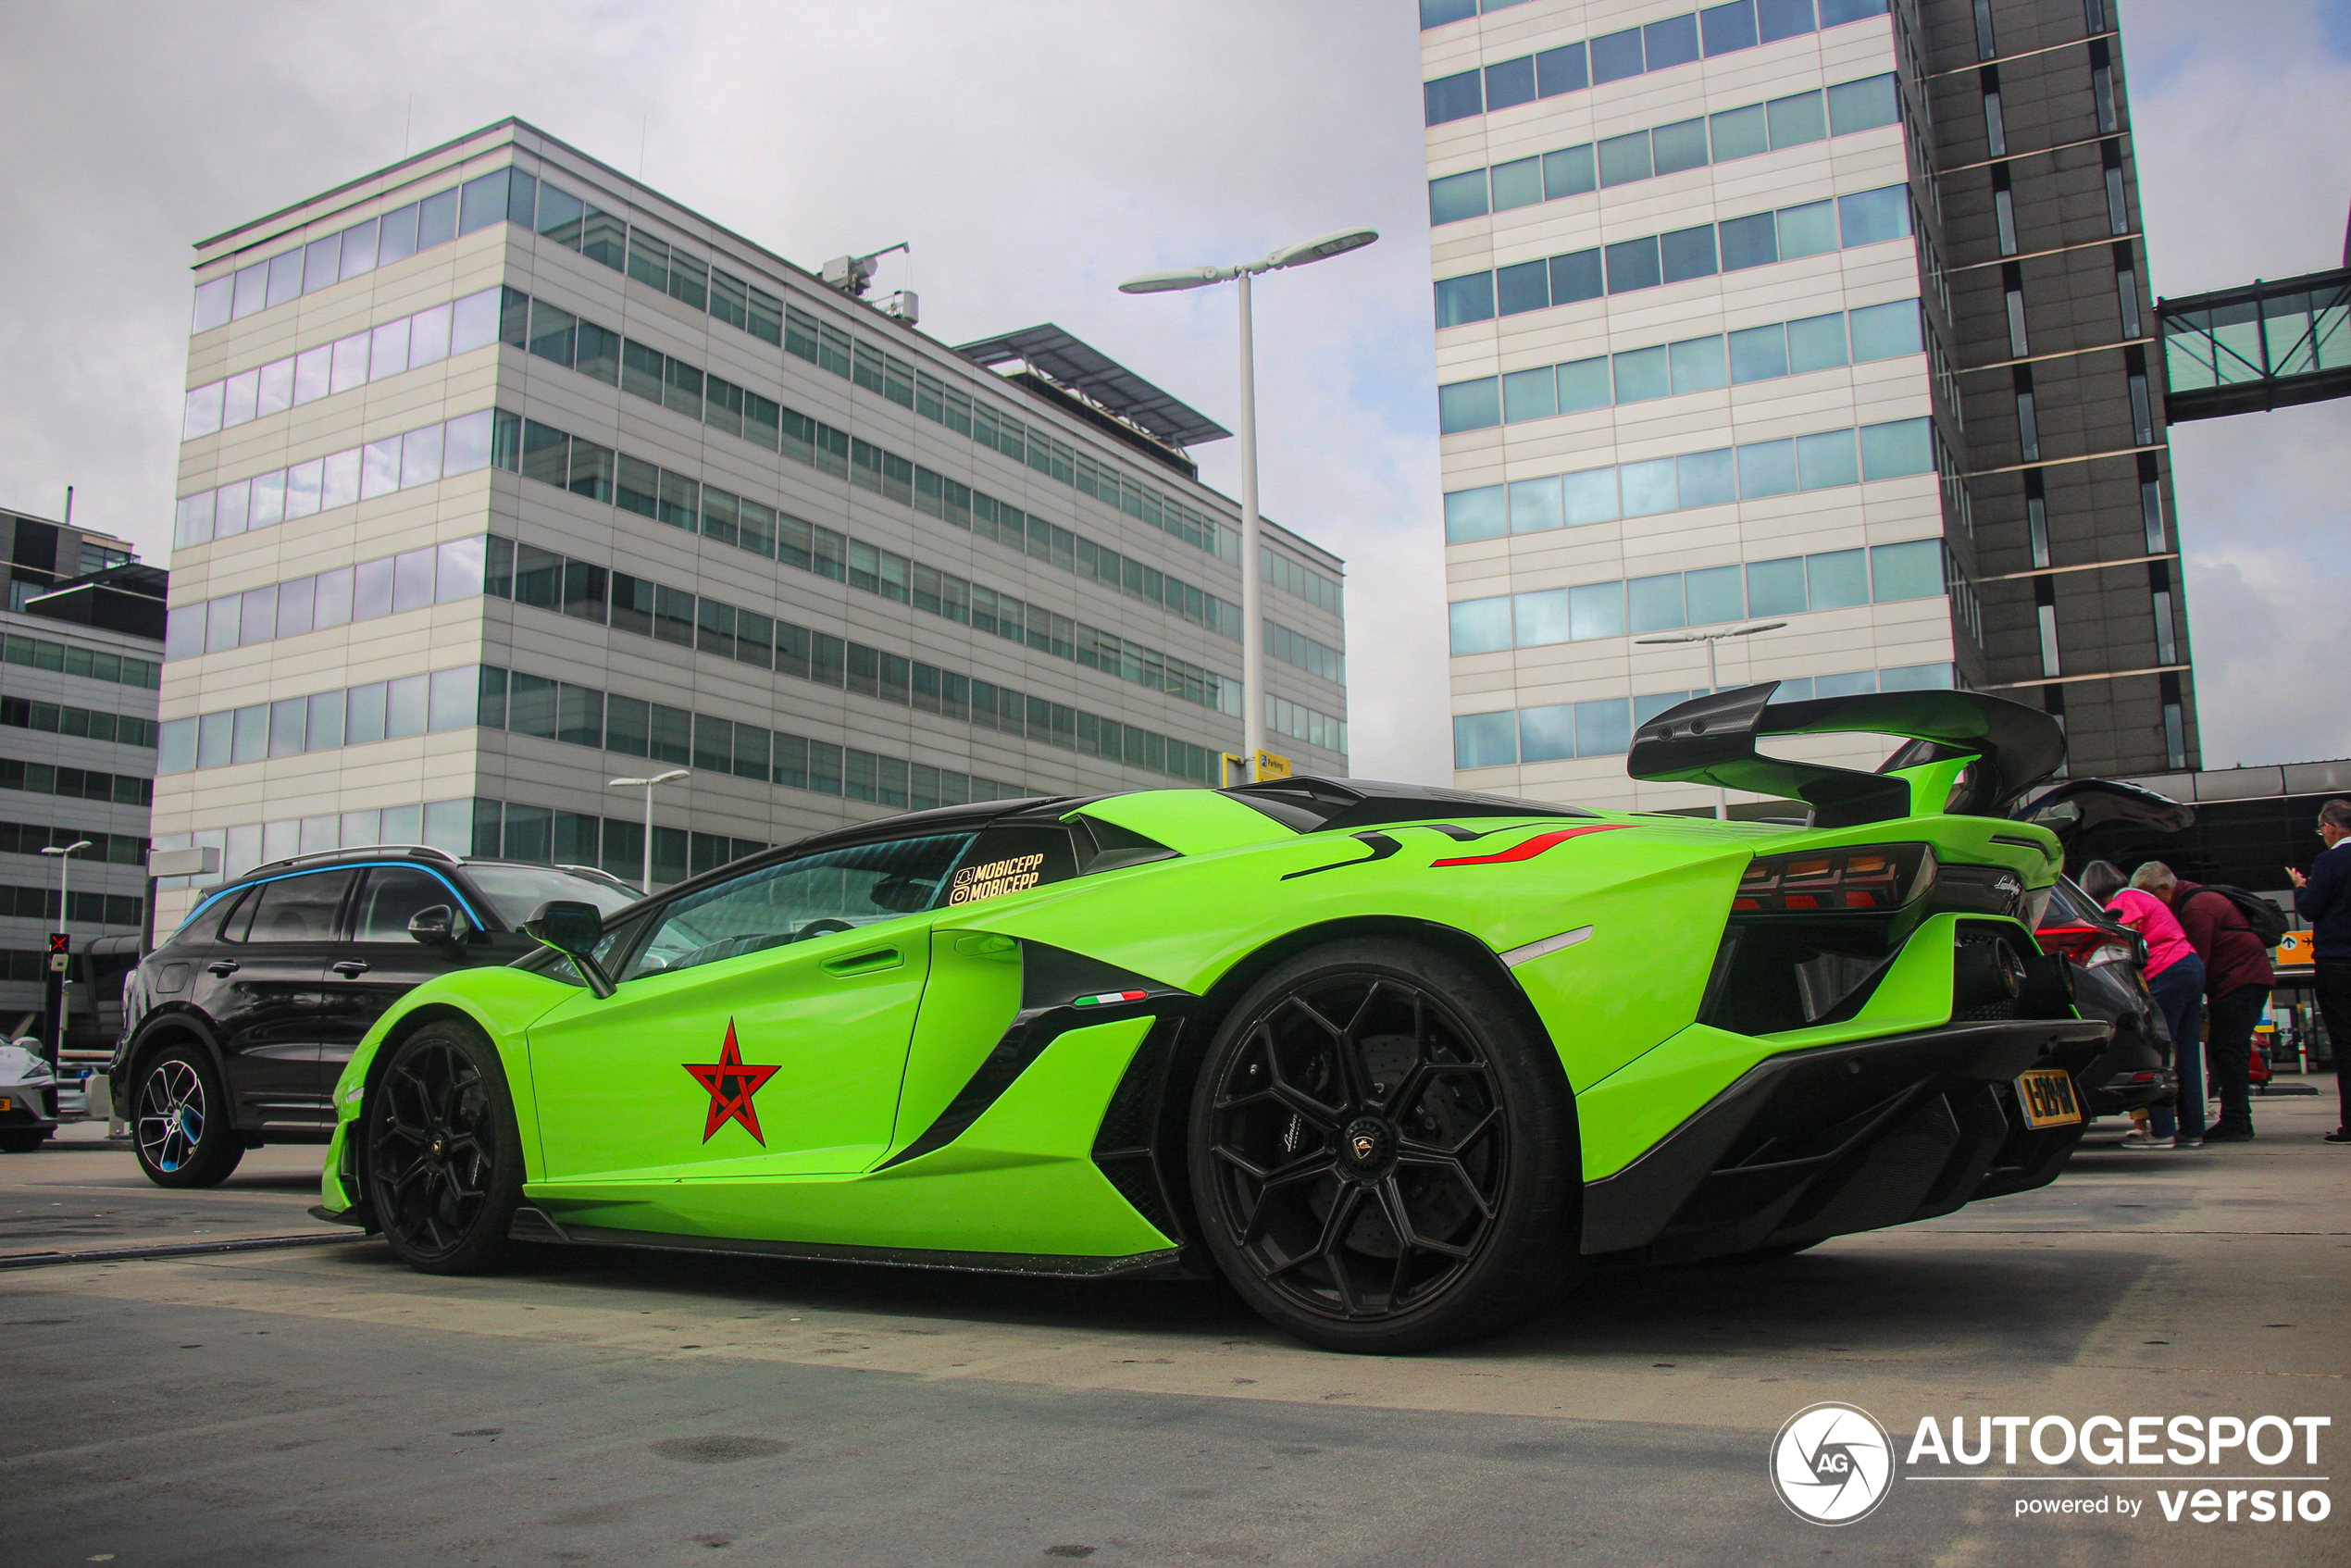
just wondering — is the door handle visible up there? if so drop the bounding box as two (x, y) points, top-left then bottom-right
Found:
(331, 961), (370, 977)
(822, 947), (902, 977)
(206, 960), (240, 977)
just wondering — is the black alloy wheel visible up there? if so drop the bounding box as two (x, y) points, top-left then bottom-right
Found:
(131, 1045), (243, 1188)
(364, 1020), (524, 1274)
(1188, 939), (1579, 1353)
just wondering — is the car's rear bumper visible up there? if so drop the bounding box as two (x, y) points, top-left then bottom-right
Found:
(1581, 1016), (2111, 1263)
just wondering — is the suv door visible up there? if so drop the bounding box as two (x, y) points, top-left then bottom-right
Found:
(525, 831), (975, 1206)
(204, 869), (356, 1127)
(315, 865), (517, 1093)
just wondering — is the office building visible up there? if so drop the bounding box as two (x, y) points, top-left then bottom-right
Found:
(1421, 0), (2190, 809)
(0, 505), (162, 1037)
(154, 119), (1348, 927)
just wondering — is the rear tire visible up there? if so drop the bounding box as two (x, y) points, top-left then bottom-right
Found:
(0, 1130), (49, 1153)
(1187, 939), (1580, 1354)
(131, 1045), (243, 1188)
(365, 1018), (525, 1275)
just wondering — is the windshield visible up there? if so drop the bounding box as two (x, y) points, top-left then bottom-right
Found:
(464, 864), (641, 927)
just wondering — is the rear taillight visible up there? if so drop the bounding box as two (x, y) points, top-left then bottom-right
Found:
(1732, 845), (1934, 915)
(2037, 925), (2139, 967)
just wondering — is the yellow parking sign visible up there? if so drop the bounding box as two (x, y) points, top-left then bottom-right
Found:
(1254, 750), (1292, 781)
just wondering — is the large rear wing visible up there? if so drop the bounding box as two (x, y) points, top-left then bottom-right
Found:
(1626, 684), (2065, 828)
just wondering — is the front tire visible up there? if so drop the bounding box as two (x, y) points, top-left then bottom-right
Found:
(364, 1019), (525, 1274)
(1187, 939), (1580, 1354)
(131, 1045), (243, 1188)
(0, 1130), (49, 1153)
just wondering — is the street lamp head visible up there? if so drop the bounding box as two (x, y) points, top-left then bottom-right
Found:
(40, 840), (93, 856)
(1117, 266), (1229, 294)
(1264, 228), (1379, 270)
(1728, 620), (1789, 638)
(1634, 632), (1702, 646)
(608, 770), (690, 790)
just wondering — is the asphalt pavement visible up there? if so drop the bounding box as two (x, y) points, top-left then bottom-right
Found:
(2, 1089), (2345, 1567)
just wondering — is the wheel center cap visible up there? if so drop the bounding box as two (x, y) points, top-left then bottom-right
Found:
(429, 1136), (446, 1158)
(1339, 1116), (1397, 1182)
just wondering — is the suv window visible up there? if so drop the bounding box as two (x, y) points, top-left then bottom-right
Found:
(944, 826), (1079, 909)
(624, 832), (973, 981)
(353, 866), (459, 941)
(225, 870), (355, 943)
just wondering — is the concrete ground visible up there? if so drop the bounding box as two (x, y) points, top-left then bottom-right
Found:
(2, 1086), (2345, 1567)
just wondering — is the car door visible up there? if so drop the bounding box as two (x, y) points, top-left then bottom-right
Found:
(315, 864), (522, 1091)
(204, 868), (355, 1126)
(524, 829), (975, 1201)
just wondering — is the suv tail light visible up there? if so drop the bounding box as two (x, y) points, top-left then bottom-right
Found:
(1733, 845), (1934, 915)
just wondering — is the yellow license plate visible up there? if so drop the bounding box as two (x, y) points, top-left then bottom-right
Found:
(2014, 1067), (2082, 1129)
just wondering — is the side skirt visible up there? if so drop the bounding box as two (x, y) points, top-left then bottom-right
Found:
(510, 1205), (1188, 1280)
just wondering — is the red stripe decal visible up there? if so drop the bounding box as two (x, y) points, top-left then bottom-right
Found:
(1432, 824), (1629, 867)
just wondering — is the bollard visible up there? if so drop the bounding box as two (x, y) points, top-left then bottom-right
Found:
(91, 1073), (128, 1139)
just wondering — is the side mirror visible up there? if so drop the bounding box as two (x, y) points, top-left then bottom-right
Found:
(406, 904), (474, 945)
(520, 900), (616, 999)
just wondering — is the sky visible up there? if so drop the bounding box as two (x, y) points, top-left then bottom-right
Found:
(0, 0), (2345, 782)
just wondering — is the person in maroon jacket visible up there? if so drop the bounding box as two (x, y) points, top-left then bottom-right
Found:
(2132, 861), (2273, 1144)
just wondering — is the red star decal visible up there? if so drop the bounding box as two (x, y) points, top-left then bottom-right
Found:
(682, 1020), (780, 1144)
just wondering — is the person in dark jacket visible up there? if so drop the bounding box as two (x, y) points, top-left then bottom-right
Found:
(2287, 798), (2351, 1143)
(2133, 861), (2273, 1143)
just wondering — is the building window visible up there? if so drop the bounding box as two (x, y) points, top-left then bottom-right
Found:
(2035, 583), (2062, 678)
(2138, 453), (2168, 552)
(2003, 262), (2029, 358)
(2013, 367), (2040, 461)
(1992, 164), (2018, 255)
(1424, 69), (1483, 127)
(2126, 345), (2156, 445)
(1972, 0), (1997, 59)
(1980, 67), (2007, 156)
(2102, 141), (2131, 234)
(2113, 242), (2143, 339)
(2024, 469), (2051, 568)
(2089, 39), (2119, 133)
(2159, 672), (2187, 767)
(2150, 565), (2179, 666)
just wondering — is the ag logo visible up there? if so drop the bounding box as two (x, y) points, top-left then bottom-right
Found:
(1769, 1402), (1895, 1525)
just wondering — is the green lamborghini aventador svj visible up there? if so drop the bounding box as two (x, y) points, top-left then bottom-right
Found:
(312, 684), (2107, 1352)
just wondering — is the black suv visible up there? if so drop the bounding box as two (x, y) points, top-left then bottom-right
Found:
(114, 846), (638, 1187)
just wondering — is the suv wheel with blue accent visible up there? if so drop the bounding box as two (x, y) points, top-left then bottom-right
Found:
(132, 1046), (243, 1188)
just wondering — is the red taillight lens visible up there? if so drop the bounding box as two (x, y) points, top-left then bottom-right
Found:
(2036, 924), (2107, 964)
(1733, 845), (1934, 915)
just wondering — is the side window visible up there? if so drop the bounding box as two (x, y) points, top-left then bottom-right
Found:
(624, 832), (973, 981)
(231, 870), (356, 944)
(353, 866), (460, 941)
(944, 826), (1080, 910)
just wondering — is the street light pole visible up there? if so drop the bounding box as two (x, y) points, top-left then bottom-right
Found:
(40, 840), (91, 1061)
(1633, 623), (1787, 820)
(606, 770), (689, 894)
(1235, 268), (1264, 778)
(1119, 227), (1377, 783)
